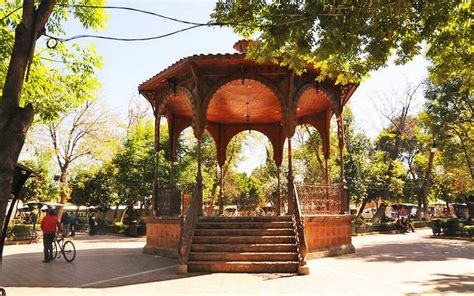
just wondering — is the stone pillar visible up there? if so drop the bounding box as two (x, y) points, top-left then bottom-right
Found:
(287, 138), (295, 215)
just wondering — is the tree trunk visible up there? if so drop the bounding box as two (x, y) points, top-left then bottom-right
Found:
(356, 198), (368, 219)
(372, 204), (387, 223)
(0, 0), (55, 235)
(56, 168), (68, 220)
(420, 149), (436, 221)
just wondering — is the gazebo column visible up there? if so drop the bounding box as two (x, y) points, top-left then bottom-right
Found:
(153, 112), (161, 217)
(196, 138), (204, 216)
(287, 138), (295, 215)
(336, 114), (348, 214)
(218, 165), (224, 215)
(276, 165), (281, 216)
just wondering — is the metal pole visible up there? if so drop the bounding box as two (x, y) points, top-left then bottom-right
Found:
(196, 139), (203, 216)
(287, 138), (295, 215)
(276, 166), (281, 216)
(0, 194), (19, 266)
(218, 165), (224, 216)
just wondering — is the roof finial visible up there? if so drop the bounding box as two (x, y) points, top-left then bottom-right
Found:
(233, 39), (252, 53)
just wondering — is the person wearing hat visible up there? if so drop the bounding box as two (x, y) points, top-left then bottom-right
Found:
(40, 208), (60, 263)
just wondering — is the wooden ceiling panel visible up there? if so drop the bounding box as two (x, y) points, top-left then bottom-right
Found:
(166, 94), (193, 117)
(207, 79), (282, 124)
(296, 88), (331, 118)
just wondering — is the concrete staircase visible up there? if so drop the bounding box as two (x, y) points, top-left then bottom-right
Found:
(188, 215), (300, 273)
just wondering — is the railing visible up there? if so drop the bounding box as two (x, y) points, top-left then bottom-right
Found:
(296, 184), (343, 215)
(177, 185), (201, 268)
(155, 184), (194, 216)
(293, 185), (308, 272)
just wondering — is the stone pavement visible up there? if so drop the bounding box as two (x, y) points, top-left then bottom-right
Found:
(0, 229), (473, 295)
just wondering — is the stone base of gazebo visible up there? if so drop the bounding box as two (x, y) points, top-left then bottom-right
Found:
(143, 216), (181, 258)
(304, 215), (355, 259)
(143, 214), (354, 260)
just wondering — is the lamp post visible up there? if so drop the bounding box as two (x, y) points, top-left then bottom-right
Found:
(421, 142), (437, 220)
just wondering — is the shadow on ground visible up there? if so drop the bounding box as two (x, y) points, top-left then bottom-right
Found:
(336, 239), (473, 263)
(405, 273), (474, 295)
(0, 247), (207, 288)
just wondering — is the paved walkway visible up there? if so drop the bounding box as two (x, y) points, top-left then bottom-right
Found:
(0, 229), (473, 295)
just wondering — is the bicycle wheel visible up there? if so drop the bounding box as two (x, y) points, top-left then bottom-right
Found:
(51, 241), (58, 260)
(62, 240), (76, 262)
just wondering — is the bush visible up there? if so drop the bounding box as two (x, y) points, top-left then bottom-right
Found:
(461, 225), (474, 238)
(372, 222), (395, 232)
(8, 224), (36, 240)
(445, 218), (460, 236)
(114, 222), (128, 234)
(431, 218), (446, 235)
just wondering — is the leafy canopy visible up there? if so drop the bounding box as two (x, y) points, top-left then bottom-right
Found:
(212, 1), (472, 86)
(0, 0), (108, 123)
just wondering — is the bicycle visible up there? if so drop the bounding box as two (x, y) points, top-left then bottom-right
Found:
(51, 234), (76, 262)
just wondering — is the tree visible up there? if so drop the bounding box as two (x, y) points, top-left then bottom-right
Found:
(20, 152), (57, 202)
(0, 0), (107, 236)
(212, 1), (471, 87)
(47, 100), (114, 215)
(342, 109), (372, 218)
(70, 165), (119, 209)
(424, 79), (473, 179)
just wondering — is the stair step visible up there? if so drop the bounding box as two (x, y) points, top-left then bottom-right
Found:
(191, 243), (298, 252)
(192, 236), (296, 244)
(194, 228), (295, 236)
(198, 216), (293, 223)
(189, 252), (299, 261)
(188, 261), (299, 273)
(196, 221), (294, 229)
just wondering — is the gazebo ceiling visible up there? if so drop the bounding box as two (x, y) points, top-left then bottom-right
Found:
(296, 88), (332, 118)
(207, 79), (281, 124)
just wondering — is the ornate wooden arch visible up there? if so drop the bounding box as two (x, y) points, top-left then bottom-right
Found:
(293, 83), (342, 117)
(206, 122), (285, 167)
(200, 73), (288, 128)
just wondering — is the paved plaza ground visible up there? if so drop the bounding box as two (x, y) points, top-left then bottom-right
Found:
(0, 228), (472, 295)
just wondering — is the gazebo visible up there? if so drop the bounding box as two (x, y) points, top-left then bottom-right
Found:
(139, 40), (357, 274)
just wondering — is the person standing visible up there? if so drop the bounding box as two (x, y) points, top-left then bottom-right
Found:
(40, 208), (60, 263)
(61, 212), (71, 237)
(70, 212), (77, 236)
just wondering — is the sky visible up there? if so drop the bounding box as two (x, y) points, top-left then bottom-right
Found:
(58, 0), (429, 174)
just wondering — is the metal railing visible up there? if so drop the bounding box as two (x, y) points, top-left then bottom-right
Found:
(293, 185), (308, 271)
(177, 185), (201, 267)
(296, 184), (343, 215)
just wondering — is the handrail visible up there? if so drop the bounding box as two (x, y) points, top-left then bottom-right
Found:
(293, 185), (308, 274)
(177, 185), (201, 269)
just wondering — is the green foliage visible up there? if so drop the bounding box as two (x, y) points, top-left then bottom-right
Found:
(112, 120), (156, 206)
(462, 225), (474, 238)
(212, 1), (471, 86)
(444, 217), (461, 236)
(0, 0), (108, 123)
(233, 173), (263, 211)
(343, 108), (372, 205)
(20, 152), (57, 202)
(70, 165), (119, 208)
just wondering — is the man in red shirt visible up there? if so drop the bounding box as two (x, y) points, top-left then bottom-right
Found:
(40, 208), (60, 262)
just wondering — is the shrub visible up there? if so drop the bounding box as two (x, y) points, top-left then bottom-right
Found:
(372, 222), (395, 232)
(431, 218), (446, 235)
(462, 225), (474, 238)
(114, 222), (128, 234)
(8, 224), (36, 240)
(444, 218), (460, 236)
